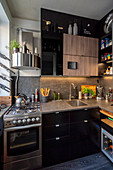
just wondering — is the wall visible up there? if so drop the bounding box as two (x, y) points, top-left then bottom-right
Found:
(0, 2), (10, 96)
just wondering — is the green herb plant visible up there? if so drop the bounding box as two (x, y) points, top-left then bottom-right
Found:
(83, 87), (89, 94)
(5, 39), (21, 50)
(88, 89), (96, 97)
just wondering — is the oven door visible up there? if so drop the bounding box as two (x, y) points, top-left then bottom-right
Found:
(4, 123), (42, 163)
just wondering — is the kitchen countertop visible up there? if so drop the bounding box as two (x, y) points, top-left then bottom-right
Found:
(0, 106), (10, 118)
(40, 99), (113, 114)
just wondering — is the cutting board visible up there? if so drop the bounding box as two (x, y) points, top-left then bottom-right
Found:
(0, 96), (12, 106)
(81, 85), (96, 98)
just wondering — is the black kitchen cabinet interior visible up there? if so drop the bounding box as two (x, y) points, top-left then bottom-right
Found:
(42, 109), (101, 167)
(42, 38), (63, 75)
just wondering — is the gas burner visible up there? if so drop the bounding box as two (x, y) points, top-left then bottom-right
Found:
(3, 102), (41, 128)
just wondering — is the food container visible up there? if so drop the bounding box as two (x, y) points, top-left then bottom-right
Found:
(12, 53), (32, 67)
(101, 40), (105, 49)
(105, 38), (109, 48)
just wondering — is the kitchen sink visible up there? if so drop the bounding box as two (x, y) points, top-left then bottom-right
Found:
(67, 100), (87, 107)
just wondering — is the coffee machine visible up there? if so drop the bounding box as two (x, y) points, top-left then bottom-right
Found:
(96, 85), (104, 100)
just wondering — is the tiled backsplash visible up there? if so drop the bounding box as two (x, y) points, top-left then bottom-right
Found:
(18, 77), (40, 97)
(17, 76), (112, 100)
(40, 77), (98, 100)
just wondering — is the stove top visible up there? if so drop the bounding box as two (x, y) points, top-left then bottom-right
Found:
(4, 102), (40, 117)
(4, 102), (41, 128)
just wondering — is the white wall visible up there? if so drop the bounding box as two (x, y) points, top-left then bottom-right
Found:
(0, 2), (10, 96)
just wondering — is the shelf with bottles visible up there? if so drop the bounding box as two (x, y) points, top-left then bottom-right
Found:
(103, 65), (113, 76)
(42, 19), (64, 37)
(101, 38), (112, 51)
(101, 53), (112, 63)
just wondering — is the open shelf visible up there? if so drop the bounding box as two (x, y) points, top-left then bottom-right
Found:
(101, 119), (113, 128)
(101, 45), (112, 52)
(101, 59), (112, 63)
(100, 32), (112, 39)
(11, 66), (40, 70)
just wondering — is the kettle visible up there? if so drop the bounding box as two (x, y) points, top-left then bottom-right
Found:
(15, 94), (27, 107)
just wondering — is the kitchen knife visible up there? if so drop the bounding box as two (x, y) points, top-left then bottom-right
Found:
(0, 53), (11, 61)
(0, 62), (15, 74)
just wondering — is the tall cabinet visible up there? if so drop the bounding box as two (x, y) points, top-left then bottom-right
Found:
(63, 34), (99, 76)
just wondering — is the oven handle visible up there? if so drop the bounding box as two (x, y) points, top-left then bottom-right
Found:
(4, 123), (41, 132)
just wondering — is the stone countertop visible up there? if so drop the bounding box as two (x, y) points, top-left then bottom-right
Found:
(0, 106), (10, 118)
(40, 99), (113, 114)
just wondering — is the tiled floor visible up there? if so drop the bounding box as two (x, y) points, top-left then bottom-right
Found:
(41, 152), (113, 170)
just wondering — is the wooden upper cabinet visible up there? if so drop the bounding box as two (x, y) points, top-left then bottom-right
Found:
(63, 34), (72, 55)
(84, 37), (98, 57)
(71, 35), (84, 56)
(63, 55), (98, 76)
(63, 34), (98, 57)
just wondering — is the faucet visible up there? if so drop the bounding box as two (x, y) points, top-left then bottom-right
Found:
(69, 83), (77, 100)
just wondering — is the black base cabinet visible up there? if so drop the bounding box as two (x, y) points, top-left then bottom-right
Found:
(42, 109), (101, 167)
(43, 137), (70, 166)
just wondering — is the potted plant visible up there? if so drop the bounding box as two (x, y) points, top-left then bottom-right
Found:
(6, 39), (22, 53)
(88, 89), (96, 99)
(83, 87), (89, 99)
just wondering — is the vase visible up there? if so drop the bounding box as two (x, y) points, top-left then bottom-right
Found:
(13, 47), (19, 53)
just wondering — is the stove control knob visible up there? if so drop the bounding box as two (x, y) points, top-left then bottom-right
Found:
(27, 118), (31, 123)
(18, 120), (21, 124)
(32, 118), (35, 122)
(22, 119), (26, 123)
(36, 117), (39, 121)
(13, 120), (16, 124)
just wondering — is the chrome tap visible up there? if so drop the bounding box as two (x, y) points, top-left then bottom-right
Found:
(69, 83), (77, 100)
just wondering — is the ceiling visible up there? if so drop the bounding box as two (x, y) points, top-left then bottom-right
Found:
(6, 0), (113, 21)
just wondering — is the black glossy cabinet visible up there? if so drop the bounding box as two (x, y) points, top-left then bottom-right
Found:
(70, 109), (100, 160)
(42, 111), (70, 166)
(42, 109), (101, 167)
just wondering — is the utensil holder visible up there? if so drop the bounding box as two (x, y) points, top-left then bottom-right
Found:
(41, 95), (49, 103)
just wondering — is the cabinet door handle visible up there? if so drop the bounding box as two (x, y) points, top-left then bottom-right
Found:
(56, 124), (60, 127)
(56, 137), (60, 140)
(56, 112), (59, 114)
(84, 109), (87, 111)
(84, 120), (88, 123)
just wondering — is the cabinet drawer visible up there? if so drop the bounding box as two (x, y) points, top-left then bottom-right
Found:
(43, 124), (69, 140)
(43, 136), (70, 166)
(70, 108), (99, 123)
(42, 111), (69, 127)
(70, 109), (90, 123)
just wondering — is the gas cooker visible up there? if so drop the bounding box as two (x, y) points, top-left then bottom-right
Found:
(4, 102), (41, 128)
